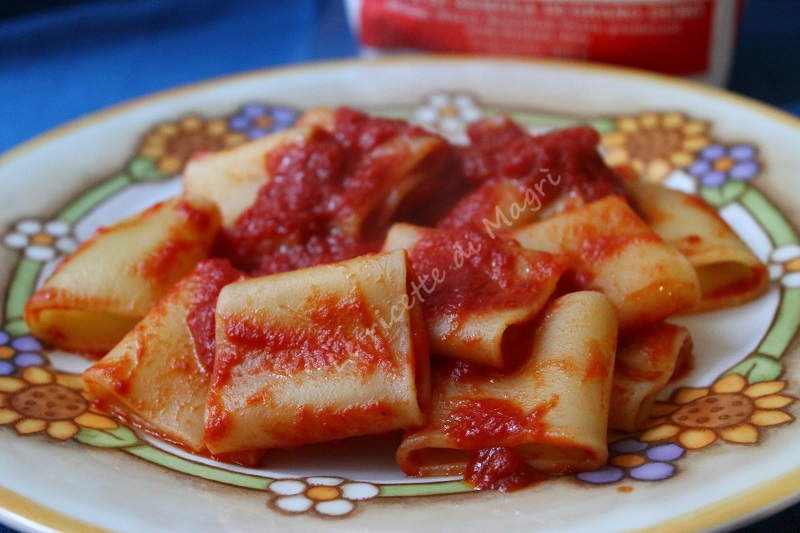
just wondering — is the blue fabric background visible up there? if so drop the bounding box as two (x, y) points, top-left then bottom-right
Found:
(1, 1), (799, 532)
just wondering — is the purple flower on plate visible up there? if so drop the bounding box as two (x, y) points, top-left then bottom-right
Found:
(577, 437), (685, 485)
(687, 143), (760, 187)
(229, 104), (299, 139)
(0, 331), (47, 376)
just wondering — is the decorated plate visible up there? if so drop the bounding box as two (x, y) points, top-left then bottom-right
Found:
(1, 57), (799, 533)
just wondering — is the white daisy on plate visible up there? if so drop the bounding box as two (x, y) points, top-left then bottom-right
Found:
(267, 476), (380, 517)
(3, 218), (78, 262)
(768, 243), (800, 288)
(413, 92), (483, 143)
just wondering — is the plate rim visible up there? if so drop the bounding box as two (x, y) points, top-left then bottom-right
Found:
(3, 54), (800, 168)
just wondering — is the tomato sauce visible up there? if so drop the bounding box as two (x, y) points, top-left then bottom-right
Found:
(132, 238), (198, 287)
(253, 235), (376, 277)
(204, 401), (233, 446)
(219, 107), (452, 275)
(702, 263), (769, 302)
(443, 397), (557, 449)
(76, 108), (665, 473)
(184, 259), (247, 372)
(98, 345), (137, 397)
(215, 289), (395, 383)
(582, 339), (612, 383)
(554, 267), (596, 296)
(174, 197), (217, 232)
(616, 325), (695, 383)
(464, 446), (546, 492)
(133, 199), (217, 286)
(267, 401), (399, 449)
(438, 118), (627, 231)
(408, 228), (566, 317)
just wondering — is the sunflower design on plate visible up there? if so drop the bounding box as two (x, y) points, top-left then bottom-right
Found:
(0, 367), (118, 440)
(640, 374), (797, 450)
(137, 115), (248, 175)
(601, 112), (711, 183)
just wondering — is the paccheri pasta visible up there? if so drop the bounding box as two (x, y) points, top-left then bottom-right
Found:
(25, 195), (221, 357)
(26, 107), (768, 488)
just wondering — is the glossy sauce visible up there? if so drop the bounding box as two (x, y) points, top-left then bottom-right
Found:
(443, 397), (557, 449)
(439, 118), (626, 230)
(464, 447), (547, 492)
(184, 259), (247, 371)
(174, 197), (217, 232)
(409, 228), (566, 317)
(204, 402), (233, 448)
(220, 107), (448, 275)
(87, 260), (244, 402)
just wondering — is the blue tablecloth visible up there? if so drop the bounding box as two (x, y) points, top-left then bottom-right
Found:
(1, 1), (799, 532)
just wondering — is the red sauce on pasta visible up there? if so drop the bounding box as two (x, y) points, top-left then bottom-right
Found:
(464, 447), (546, 492)
(61, 106), (751, 478)
(616, 325), (695, 384)
(638, 325), (685, 367)
(554, 267), (596, 295)
(444, 397), (557, 449)
(132, 199), (217, 286)
(582, 339), (612, 382)
(579, 229), (661, 266)
(439, 118), (626, 230)
(131, 238), (197, 287)
(408, 229), (566, 316)
(681, 234), (703, 247)
(220, 107), (449, 275)
(103, 346), (137, 397)
(267, 401), (400, 448)
(214, 288), (395, 384)
(204, 402), (233, 446)
(184, 259), (246, 372)
(701, 263), (769, 303)
(254, 235), (375, 276)
(174, 197), (217, 232)
(548, 198), (664, 266)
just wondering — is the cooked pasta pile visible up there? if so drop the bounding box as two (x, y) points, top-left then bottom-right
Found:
(23, 108), (768, 491)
